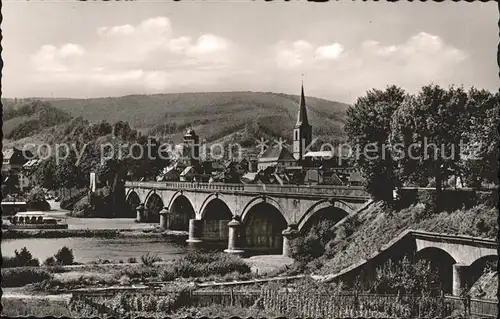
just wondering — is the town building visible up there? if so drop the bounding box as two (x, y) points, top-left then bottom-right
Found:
(2, 148), (34, 194)
(179, 128), (200, 166)
(2, 147), (32, 173)
(257, 145), (297, 171)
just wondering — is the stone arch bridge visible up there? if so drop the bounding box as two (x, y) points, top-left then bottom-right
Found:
(124, 181), (371, 256)
(319, 229), (498, 297)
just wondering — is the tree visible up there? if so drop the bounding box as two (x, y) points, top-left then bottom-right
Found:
(26, 186), (50, 210)
(459, 89), (499, 188)
(13, 247), (39, 267)
(391, 85), (467, 194)
(55, 149), (86, 194)
(31, 157), (58, 190)
(54, 246), (74, 265)
(43, 256), (57, 267)
(369, 256), (440, 295)
(345, 85), (406, 202)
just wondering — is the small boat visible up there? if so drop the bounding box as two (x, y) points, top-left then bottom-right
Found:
(5, 212), (68, 229)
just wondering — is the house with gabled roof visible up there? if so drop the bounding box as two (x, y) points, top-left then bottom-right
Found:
(257, 145), (297, 171)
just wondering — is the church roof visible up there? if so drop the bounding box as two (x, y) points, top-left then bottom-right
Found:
(295, 84), (310, 127)
(258, 145), (295, 162)
(180, 166), (195, 176)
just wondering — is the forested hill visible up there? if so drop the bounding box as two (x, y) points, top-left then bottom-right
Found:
(3, 92), (349, 144)
(3, 100), (73, 140)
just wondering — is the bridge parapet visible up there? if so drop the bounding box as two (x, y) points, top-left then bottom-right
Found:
(125, 181), (370, 198)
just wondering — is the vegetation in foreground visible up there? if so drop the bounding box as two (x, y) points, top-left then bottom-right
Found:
(66, 258), (473, 319)
(289, 202), (497, 275)
(1, 298), (71, 317)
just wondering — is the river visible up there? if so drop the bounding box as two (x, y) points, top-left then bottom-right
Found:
(2, 206), (192, 263)
(1, 237), (189, 264)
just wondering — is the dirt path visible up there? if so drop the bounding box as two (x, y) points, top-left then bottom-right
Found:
(243, 255), (294, 275)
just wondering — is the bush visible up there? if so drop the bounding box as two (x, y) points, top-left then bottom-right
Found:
(1, 268), (52, 287)
(72, 197), (94, 217)
(60, 189), (87, 210)
(2, 247), (40, 268)
(140, 253), (161, 267)
(26, 186), (50, 211)
(362, 256), (440, 295)
(54, 246), (74, 265)
(43, 257), (57, 267)
(161, 252), (251, 280)
(115, 266), (159, 283)
(291, 220), (339, 262)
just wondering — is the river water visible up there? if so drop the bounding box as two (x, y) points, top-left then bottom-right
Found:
(1, 237), (190, 264)
(1, 208), (193, 263)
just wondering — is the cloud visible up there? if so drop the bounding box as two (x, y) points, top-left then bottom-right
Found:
(27, 26), (469, 102)
(315, 43), (345, 60)
(266, 32), (469, 102)
(30, 17), (234, 93)
(31, 43), (86, 72)
(274, 40), (345, 69)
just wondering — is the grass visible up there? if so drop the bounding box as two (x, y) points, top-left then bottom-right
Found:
(314, 203), (497, 276)
(170, 304), (279, 318)
(1, 267), (52, 288)
(160, 251), (251, 281)
(1, 298), (71, 317)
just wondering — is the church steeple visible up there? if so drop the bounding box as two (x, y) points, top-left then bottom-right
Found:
(296, 83), (309, 127)
(292, 83), (313, 161)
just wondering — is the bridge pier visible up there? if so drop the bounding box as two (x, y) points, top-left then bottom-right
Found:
(186, 219), (204, 244)
(282, 225), (299, 258)
(224, 217), (244, 255)
(136, 204), (144, 223)
(453, 263), (470, 296)
(159, 207), (170, 229)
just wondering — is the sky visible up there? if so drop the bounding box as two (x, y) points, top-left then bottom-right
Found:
(2, 1), (498, 103)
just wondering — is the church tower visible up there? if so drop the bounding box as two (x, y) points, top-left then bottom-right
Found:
(182, 128), (200, 165)
(293, 84), (312, 160)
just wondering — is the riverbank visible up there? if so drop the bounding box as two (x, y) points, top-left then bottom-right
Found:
(2, 228), (188, 239)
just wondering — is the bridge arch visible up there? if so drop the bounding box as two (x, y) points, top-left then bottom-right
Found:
(124, 190), (141, 218)
(241, 196), (288, 254)
(168, 192), (196, 231)
(468, 254), (498, 290)
(240, 196), (287, 225)
(199, 194), (234, 220)
(144, 192), (163, 223)
(297, 199), (354, 233)
(415, 247), (457, 294)
(199, 194), (233, 243)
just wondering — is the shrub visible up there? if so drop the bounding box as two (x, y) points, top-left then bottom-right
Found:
(43, 257), (57, 267)
(54, 246), (74, 265)
(115, 266), (158, 283)
(26, 186), (50, 211)
(164, 252), (251, 279)
(1, 268), (52, 287)
(359, 256), (440, 295)
(2, 247), (40, 268)
(418, 190), (439, 212)
(477, 190), (498, 207)
(291, 219), (339, 262)
(72, 197), (94, 217)
(60, 189), (87, 210)
(140, 253), (161, 267)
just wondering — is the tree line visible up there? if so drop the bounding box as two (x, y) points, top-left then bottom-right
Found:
(30, 120), (169, 194)
(345, 84), (498, 202)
